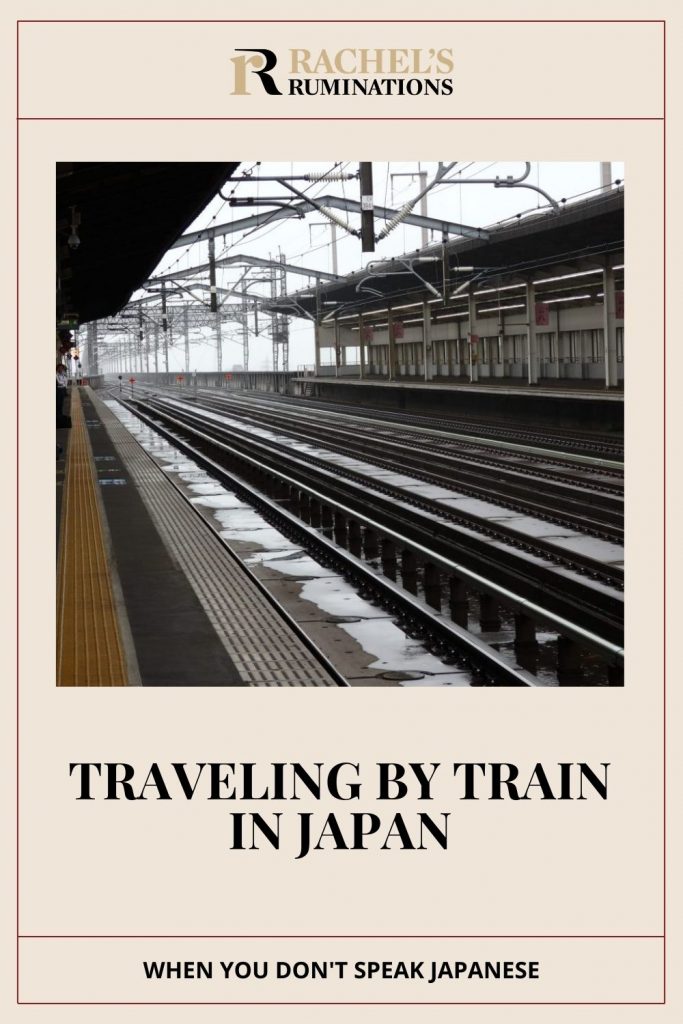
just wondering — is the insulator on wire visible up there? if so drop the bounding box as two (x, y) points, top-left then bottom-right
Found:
(304, 172), (355, 182)
(319, 206), (354, 232)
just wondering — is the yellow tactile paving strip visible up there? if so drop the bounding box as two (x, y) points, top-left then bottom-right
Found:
(56, 387), (128, 686)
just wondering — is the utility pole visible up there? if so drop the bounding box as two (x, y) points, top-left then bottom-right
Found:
(279, 253), (289, 372)
(359, 162), (375, 253)
(161, 282), (169, 374)
(88, 321), (99, 375)
(310, 221), (338, 275)
(208, 234), (218, 312)
(183, 305), (190, 373)
(138, 308), (147, 373)
(241, 292), (249, 371)
(215, 312), (222, 372)
(270, 262), (278, 371)
(391, 167), (429, 247)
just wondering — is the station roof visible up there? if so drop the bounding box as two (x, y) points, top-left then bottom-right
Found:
(56, 162), (239, 326)
(266, 188), (624, 321)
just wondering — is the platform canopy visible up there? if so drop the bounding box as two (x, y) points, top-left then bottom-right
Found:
(56, 162), (239, 326)
(265, 189), (624, 321)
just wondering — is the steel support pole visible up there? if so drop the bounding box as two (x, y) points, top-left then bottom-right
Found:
(422, 299), (432, 381)
(279, 253), (289, 371)
(387, 307), (397, 381)
(602, 264), (618, 388)
(358, 313), (365, 379)
(183, 306), (190, 374)
(525, 281), (539, 385)
(467, 290), (477, 383)
(359, 162), (375, 253)
(241, 294), (249, 371)
(161, 282), (169, 374)
(333, 318), (340, 378)
(215, 312), (222, 372)
(208, 234), (218, 313)
(314, 319), (321, 376)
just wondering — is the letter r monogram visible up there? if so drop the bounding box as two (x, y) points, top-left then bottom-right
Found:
(230, 49), (282, 95)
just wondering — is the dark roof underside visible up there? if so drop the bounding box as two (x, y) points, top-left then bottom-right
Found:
(57, 162), (239, 325)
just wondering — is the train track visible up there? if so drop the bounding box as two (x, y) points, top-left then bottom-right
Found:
(232, 387), (625, 459)
(164, 387), (623, 543)
(110, 387), (624, 686)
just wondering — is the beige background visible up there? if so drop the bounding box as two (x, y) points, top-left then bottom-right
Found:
(2, 0), (681, 1019)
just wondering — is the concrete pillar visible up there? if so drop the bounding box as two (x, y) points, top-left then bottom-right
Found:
(557, 636), (581, 685)
(381, 538), (397, 580)
(422, 300), (433, 381)
(449, 576), (469, 628)
(321, 505), (335, 536)
(424, 563), (441, 610)
(358, 314), (366, 379)
(467, 290), (478, 383)
(334, 510), (347, 546)
(333, 318), (340, 378)
(348, 520), (362, 556)
(602, 265), (618, 388)
(314, 319), (322, 375)
(183, 307), (190, 374)
(387, 307), (397, 381)
(479, 594), (501, 631)
(362, 528), (379, 559)
(525, 280), (539, 385)
(452, 320), (461, 378)
(401, 549), (418, 594)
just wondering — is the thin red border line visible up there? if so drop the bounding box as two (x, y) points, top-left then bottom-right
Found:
(662, 15), (668, 1008)
(14, 16), (667, 1007)
(18, 934), (664, 940)
(16, 117), (665, 122)
(15, 16), (20, 1010)
(15, 1001), (667, 1008)
(16, 18), (667, 23)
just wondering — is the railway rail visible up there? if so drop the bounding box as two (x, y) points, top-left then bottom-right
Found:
(108, 385), (624, 686)
(164, 386), (624, 543)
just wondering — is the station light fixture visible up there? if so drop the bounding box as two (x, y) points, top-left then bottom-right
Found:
(472, 282), (525, 296)
(479, 303), (526, 313)
(542, 293), (592, 304)
(535, 268), (602, 285)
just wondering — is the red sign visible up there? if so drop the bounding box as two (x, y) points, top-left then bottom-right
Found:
(469, 334), (479, 345)
(361, 325), (374, 343)
(535, 302), (550, 326)
(225, 373), (233, 380)
(129, 377), (136, 383)
(176, 374), (184, 382)
(391, 320), (404, 340)
(615, 290), (624, 319)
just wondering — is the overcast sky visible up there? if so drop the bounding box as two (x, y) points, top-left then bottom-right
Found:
(128, 161), (625, 372)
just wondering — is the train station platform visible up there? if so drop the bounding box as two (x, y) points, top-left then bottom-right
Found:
(55, 386), (338, 687)
(290, 376), (624, 433)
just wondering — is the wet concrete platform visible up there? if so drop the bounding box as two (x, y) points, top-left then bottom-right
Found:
(56, 388), (339, 687)
(293, 378), (623, 433)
